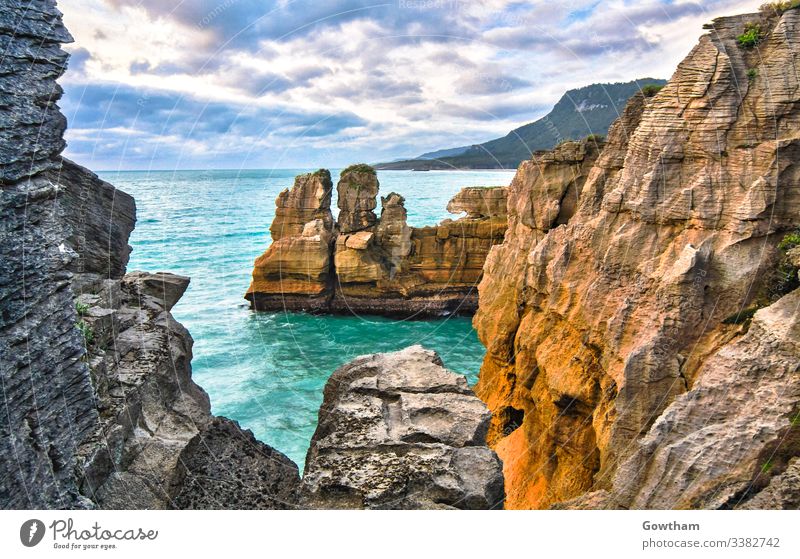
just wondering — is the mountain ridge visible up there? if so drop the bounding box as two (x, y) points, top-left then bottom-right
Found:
(376, 78), (666, 170)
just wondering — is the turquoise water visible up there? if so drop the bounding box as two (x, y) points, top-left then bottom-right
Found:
(100, 168), (515, 465)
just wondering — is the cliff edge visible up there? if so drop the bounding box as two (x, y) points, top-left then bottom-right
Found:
(474, 8), (800, 509)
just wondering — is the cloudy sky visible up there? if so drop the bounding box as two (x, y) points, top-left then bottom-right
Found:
(58, 0), (757, 170)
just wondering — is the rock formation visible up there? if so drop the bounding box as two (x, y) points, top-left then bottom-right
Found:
(1, 1), (98, 508)
(246, 170), (335, 311)
(5, 0), (798, 512)
(301, 346), (504, 509)
(170, 417), (300, 510)
(336, 164), (379, 233)
(0, 0), (301, 510)
(247, 165), (508, 316)
(473, 8), (800, 509)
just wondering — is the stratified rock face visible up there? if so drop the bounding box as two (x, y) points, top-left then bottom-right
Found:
(270, 170), (333, 241)
(597, 289), (800, 509)
(74, 271), (302, 510)
(337, 164), (379, 233)
(739, 458), (800, 510)
(170, 417), (301, 510)
(247, 165), (508, 316)
(0, 1), (97, 509)
(58, 159), (136, 289)
(447, 186), (509, 219)
(0, 1), (71, 183)
(246, 170), (336, 311)
(330, 179), (508, 316)
(474, 10), (800, 509)
(1, 1), (302, 510)
(75, 272), (212, 509)
(301, 346), (504, 509)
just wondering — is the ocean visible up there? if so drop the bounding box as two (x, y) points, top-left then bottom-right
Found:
(100, 168), (516, 465)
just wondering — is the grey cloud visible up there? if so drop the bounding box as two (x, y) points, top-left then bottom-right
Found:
(67, 47), (91, 74)
(454, 70), (532, 95)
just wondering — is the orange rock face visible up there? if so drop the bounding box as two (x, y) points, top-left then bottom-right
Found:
(474, 10), (800, 509)
(246, 170), (335, 311)
(247, 165), (508, 316)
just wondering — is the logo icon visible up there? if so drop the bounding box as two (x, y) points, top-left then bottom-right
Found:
(20, 519), (45, 547)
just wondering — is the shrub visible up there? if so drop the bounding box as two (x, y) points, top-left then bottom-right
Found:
(642, 84), (664, 97)
(75, 301), (89, 316)
(760, 0), (800, 15)
(747, 68), (758, 81)
(778, 229), (800, 251)
(76, 320), (94, 346)
(585, 134), (605, 142)
(766, 229), (800, 301)
(737, 23), (764, 48)
(342, 163), (376, 175)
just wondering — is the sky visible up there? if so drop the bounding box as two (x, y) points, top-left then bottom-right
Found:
(57, 0), (758, 170)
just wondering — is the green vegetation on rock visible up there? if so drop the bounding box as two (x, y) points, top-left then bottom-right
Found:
(342, 163), (376, 175)
(767, 229), (800, 302)
(761, 0), (800, 15)
(76, 320), (94, 346)
(737, 22), (764, 48)
(642, 84), (664, 97)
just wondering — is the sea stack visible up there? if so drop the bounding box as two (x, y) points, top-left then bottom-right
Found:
(246, 170), (336, 312)
(247, 164), (508, 316)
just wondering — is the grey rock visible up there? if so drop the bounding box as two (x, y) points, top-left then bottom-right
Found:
(0, 0), (304, 512)
(75, 278), (212, 509)
(739, 458), (800, 510)
(170, 417), (301, 510)
(301, 346), (504, 509)
(57, 158), (136, 284)
(0, 1), (96, 509)
(123, 271), (190, 311)
(0, 0), (72, 184)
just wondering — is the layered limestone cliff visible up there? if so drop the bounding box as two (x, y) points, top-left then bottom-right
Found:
(0, 2), (97, 508)
(246, 170), (335, 310)
(474, 9), (800, 509)
(246, 165), (508, 316)
(0, 0), (301, 510)
(301, 346), (504, 509)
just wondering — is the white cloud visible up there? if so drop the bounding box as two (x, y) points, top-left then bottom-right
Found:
(59, 0), (760, 169)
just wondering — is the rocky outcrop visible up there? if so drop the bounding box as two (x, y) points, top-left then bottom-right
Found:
(0, 1), (301, 510)
(336, 164), (379, 233)
(57, 159), (136, 289)
(447, 186), (509, 219)
(0, 1), (97, 509)
(301, 346), (504, 509)
(247, 165), (508, 316)
(170, 417), (300, 510)
(74, 272), (208, 509)
(246, 170), (335, 311)
(473, 9), (800, 509)
(0, 1), (70, 183)
(560, 288), (800, 510)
